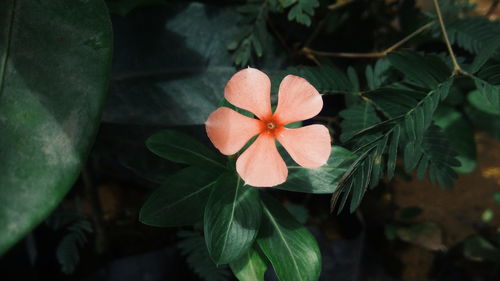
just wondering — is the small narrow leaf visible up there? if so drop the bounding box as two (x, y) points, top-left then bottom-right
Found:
(205, 173), (261, 264)
(257, 194), (321, 281)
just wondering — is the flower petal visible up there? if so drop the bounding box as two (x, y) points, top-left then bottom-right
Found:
(236, 134), (288, 187)
(273, 75), (323, 124)
(276, 125), (331, 168)
(206, 107), (263, 155)
(224, 68), (272, 120)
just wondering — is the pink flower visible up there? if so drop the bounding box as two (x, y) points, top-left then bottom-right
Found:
(205, 68), (332, 187)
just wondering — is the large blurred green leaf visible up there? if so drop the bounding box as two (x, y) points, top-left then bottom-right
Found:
(0, 0), (112, 255)
(139, 166), (221, 227)
(204, 172), (262, 265)
(257, 194), (321, 281)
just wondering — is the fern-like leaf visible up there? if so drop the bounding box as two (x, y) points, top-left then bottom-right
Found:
(177, 230), (231, 281)
(333, 78), (457, 213)
(56, 220), (93, 274)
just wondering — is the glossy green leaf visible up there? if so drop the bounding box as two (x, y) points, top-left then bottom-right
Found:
(146, 130), (225, 169)
(204, 173), (262, 264)
(276, 146), (356, 193)
(139, 166), (221, 227)
(434, 106), (477, 173)
(0, 0), (112, 255)
(257, 194), (321, 281)
(229, 247), (268, 281)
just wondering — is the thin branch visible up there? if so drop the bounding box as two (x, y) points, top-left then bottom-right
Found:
(432, 0), (463, 74)
(328, 0), (355, 11)
(302, 22), (433, 59)
(486, 0), (499, 17)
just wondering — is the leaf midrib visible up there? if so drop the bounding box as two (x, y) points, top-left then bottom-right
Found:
(165, 142), (225, 169)
(219, 176), (241, 260)
(0, 0), (16, 95)
(149, 181), (216, 217)
(263, 205), (304, 281)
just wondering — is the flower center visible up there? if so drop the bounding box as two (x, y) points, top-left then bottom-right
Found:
(267, 122), (276, 130)
(262, 119), (281, 136)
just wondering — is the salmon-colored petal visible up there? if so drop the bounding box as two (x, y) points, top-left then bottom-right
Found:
(236, 134), (288, 187)
(273, 75), (323, 124)
(224, 68), (272, 120)
(276, 125), (331, 168)
(206, 107), (263, 155)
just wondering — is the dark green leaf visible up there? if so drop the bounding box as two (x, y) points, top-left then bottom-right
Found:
(0, 0), (112, 255)
(204, 173), (261, 264)
(468, 89), (500, 115)
(146, 130), (225, 168)
(340, 103), (381, 143)
(178, 230), (231, 281)
(446, 17), (500, 54)
(257, 194), (321, 281)
(276, 146), (356, 193)
(229, 247), (268, 281)
(434, 106), (477, 173)
(388, 51), (450, 89)
(139, 166), (221, 227)
(470, 38), (500, 73)
(463, 235), (500, 263)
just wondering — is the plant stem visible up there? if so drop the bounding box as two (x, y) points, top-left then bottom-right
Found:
(432, 0), (463, 74)
(486, 0), (499, 17)
(302, 22), (433, 59)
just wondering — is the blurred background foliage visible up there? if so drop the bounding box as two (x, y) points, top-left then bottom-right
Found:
(1, 0), (500, 280)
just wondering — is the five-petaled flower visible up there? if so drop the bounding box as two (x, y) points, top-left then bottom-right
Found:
(205, 68), (332, 187)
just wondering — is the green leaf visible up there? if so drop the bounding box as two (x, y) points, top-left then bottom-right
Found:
(146, 130), (225, 169)
(433, 106), (477, 173)
(285, 64), (354, 94)
(178, 230), (232, 281)
(468, 89), (500, 115)
(257, 194), (321, 281)
(469, 37), (500, 73)
(287, 0), (320, 26)
(139, 166), (221, 227)
(204, 173), (262, 264)
(471, 67), (500, 110)
(56, 220), (93, 274)
(463, 235), (500, 263)
(276, 146), (356, 193)
(446, 17), (500, 54)
(0, 0), (112, 255)
(340, 102), (381, 143)
(229, 247), (268, 281)
(465, 104), (500, 140)
(388, 51), (450, 89)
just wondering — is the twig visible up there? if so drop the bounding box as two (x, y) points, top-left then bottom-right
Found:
(432, 0), (463, 74)
(302, 22), (433, 60)
(486, 0), (499, 17)
(328, 0), (355, 11)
